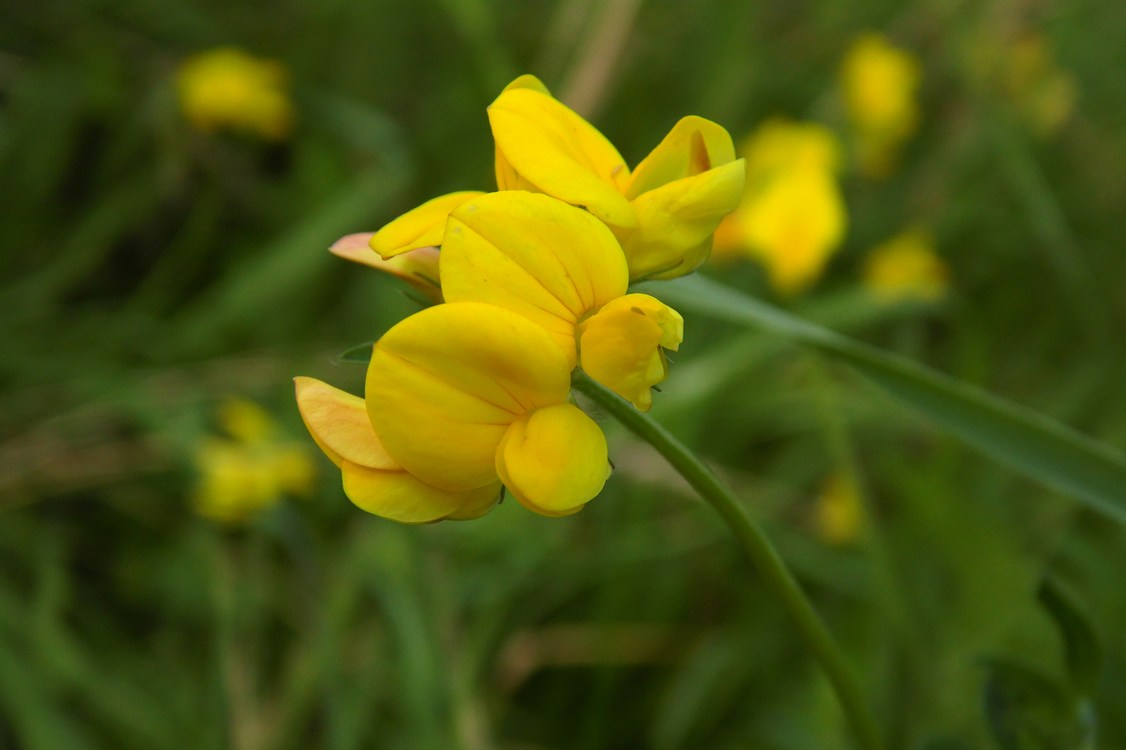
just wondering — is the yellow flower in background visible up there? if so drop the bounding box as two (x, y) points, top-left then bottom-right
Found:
(863, 228), (949, 302)
(298, 303), (612, 520)
(713, 121), (847, 295)
(439, 192), (682, 410)
(361, 75), (744, 282)
(814, 473), (863, 545)
(177, 47), (294, 140)
(840, 33), (921, 177)
(193, 398), (315, 524)
(1004, 34), (1077, 137)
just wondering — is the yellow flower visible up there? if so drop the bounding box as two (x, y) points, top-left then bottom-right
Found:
(714, 121), (847, 294)
(576, 295), (683, 412)
(814, 473), (863, 545)
(840, 33), (921, 177)
(177, 47), (294, 140)
(863, 228), (949, 302)
(490, 76), (746, 279)
(439, 191), (682, 410)
(297, 303), (612, 520)
(363, 75), (744, 281)
(193, 399), (316, 524)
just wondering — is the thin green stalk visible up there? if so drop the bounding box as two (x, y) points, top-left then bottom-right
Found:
(572, 371), (882, 750)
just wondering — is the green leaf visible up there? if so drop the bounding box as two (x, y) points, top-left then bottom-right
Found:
(1038, 577), (1103, 696)
(649, 275), (1126, 525)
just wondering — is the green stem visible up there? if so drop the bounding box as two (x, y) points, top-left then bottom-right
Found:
(573, 371), (882, 750)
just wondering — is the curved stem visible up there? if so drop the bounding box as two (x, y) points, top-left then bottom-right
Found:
(573, 371), (882, 750)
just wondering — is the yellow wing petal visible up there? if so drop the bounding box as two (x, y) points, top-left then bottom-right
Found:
(294, 377), (399, 470)
(495, 403), (610, 516)
(501, 74), (552, 96)
(370, 191), (484, 259)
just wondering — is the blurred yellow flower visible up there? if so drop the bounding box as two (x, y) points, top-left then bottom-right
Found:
(1004, 34), (1077, 136)
(177, 47), (294, 140)
(298, 303), (612, 521)
(362, 75), (744, 281)
(863, 228), (949, 302)
(194, 399), (316, 524)
(713, 121), (847, 294)
(840, 33), (921, 177)
(814, 473), (863, 545)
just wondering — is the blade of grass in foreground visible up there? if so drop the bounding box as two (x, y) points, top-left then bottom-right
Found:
(647, 275), (1126, 524)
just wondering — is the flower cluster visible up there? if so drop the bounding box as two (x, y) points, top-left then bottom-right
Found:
(713, 120), (847, 294)
(297, 76), (743, 522)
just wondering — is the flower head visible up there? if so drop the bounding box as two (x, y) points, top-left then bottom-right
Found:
(298, 303), (611, 520)
(360, 76), (743, 282)
(177, 47), (294, 140)
(193, 398), (315, 524)
(713, 121), (847, 294)
(863, 228), (949, 302)
(840, 34), (921, 177)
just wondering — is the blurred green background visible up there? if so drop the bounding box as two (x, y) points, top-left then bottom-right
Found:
(2, 0), (1125, 747)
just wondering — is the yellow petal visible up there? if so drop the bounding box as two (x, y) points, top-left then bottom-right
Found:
(619, 159), (746, 280)
(294, 377), (399, 470)
(577, 294), (683, 411)
(370, 191), (484, 259)
(502, 74), (553, 96)
(445, 481), (504, 520)
(441, 192), (629, 364)
(367, 303), (572, 491)
(341, 459), (497, 524)
(495, 403), (610, 516)
(488, 88), (636, 228)
(331, 233), (442, 301)
(494, 76), (554, 189)
(625, 116), (737, 199)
